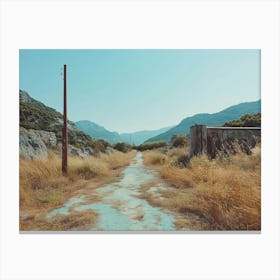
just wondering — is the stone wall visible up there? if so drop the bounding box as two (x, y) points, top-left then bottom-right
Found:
(190, 125), (261, 158)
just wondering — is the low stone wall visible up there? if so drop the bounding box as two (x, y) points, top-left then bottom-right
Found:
(190, 125), (261, 158)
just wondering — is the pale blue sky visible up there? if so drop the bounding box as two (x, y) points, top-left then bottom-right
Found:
(19, 49), (260, 133)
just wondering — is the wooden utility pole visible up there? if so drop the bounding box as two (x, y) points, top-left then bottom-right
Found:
(62, 64), (68, 176)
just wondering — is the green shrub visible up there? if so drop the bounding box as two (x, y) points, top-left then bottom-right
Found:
(114, 142), (132, 153)
(171, 134), (189, 148)
(224, 113), (261, 127)
(136, 141), (169, 151)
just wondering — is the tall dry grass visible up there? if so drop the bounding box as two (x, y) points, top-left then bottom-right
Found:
(142, 145), (261, 230)
(143, 150), (170, 165)
(99, 150), (136, 169)
(20, 210), (98, 231)
(20, 149), (136, 230)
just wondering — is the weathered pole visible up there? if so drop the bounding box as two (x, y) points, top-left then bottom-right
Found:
(62, 64), (68, 176)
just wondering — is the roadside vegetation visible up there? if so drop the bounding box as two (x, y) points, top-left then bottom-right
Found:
(113, 142), (132, 153)
(142, 141), (261, 231)
(136, 141), (169, 151)
(20, 149), (136, 231)
(134, 134), (189, 152)
(224, 113), (261, 127)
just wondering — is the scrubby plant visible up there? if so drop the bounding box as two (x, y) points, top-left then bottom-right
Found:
(175, 154), (190, 167)
(113, 142), (132, 153)
(85, 139), (111, 154)
(137, 141), (169, 151)
(171, 134), (189, 148)
(224, 113), (261, 127)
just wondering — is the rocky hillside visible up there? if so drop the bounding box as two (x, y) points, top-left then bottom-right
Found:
(146, 100), (261, 143)
(19, 90), (98, 159)
(19, 127), (57, 159)
(20, 90), (92, 146)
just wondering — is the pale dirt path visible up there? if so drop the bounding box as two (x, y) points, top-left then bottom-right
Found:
(47, 152), (177, 231)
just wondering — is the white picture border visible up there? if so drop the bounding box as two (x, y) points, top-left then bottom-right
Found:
(1, 0), (279, 279)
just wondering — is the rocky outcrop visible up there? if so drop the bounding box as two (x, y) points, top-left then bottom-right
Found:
(20, 127), (48, 159)
(20, 126), (94, 160)
(29, 129), (57, 148)
(68, 145), (84, 157)
(20, 89), (93, 147)
(19, 90), (33, 103)
(20, 127), (57, 159)
(68, 146), (93, 157)
(82, 146), (93, 155)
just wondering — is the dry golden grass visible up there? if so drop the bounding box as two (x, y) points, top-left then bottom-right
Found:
(20, 150), (136, 230)
(143, 150), (170, 165)
(142, 145), (261, 230)
(99, 150), (136, 169)
(20, 210), (98, 231)
(168, 147), (190, 158)
(68, 157), (110, 180)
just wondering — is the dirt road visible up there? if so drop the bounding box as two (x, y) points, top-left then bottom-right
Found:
(47, 152), (177, 231)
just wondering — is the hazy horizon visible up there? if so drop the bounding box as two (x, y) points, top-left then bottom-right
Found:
(19, 49), (260, 133)
(75, 120), (175, 134)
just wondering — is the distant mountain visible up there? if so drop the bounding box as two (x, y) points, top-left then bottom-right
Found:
(75, 120), (173, 145)
(20, 89), (93, 146)
(146, 100), (261, 143)
(120, 126), (173, 145)
(76, 120), (122, 144)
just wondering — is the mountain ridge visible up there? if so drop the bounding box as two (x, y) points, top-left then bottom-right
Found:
(145, 100), (261, 143)
(75, 120), (173, 145)
(75, 120), (122, 144)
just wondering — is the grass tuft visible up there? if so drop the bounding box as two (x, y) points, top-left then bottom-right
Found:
(20, 210), (98, 231)
(143, 150), (169, 165)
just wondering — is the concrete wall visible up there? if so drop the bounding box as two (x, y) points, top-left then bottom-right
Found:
(190, 125), (261, 158)
(189, 125), (207, 157)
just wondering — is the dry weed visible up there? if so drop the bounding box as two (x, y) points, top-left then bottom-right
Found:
(20, 210), (97, 231)
(143, 150), (169, 165)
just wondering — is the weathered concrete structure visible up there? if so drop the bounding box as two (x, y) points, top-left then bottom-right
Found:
(190, 125), (261, 158)
(189, 125), (207, 157)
